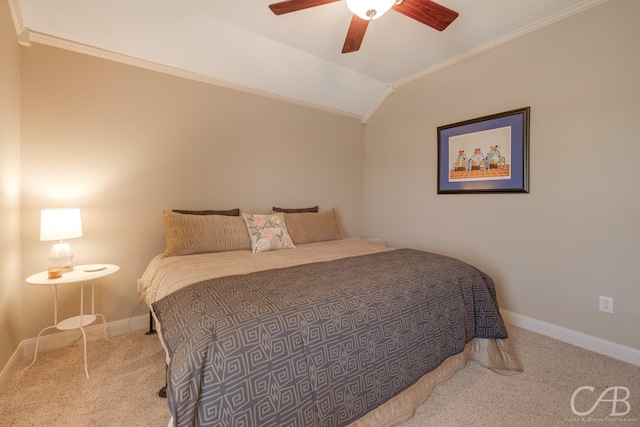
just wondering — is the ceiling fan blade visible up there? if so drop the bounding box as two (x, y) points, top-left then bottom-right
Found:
(392, 0), (459, 31)
(269, 0), (340, 15)
(342, 15), (369, 53)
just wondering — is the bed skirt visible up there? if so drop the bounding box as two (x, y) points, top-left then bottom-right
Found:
(349, 337), (522, 426)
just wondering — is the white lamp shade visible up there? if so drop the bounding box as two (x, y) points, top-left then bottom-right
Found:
(346, 0), (396, 20)
(40, 208), (83, 241)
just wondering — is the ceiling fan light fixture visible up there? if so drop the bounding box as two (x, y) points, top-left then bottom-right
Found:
(346, 0), (396, 21)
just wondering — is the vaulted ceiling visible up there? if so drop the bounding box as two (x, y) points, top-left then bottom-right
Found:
(11, 0), (605, 121)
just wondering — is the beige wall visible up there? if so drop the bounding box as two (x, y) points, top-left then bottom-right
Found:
(0, 0), (23, 373)
(364, 0), (640, 350)
(9, 0), (639, 365)
(20, 44), (365, 338)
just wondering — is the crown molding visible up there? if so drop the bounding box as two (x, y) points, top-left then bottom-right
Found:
(362, 85), (395, 125)
(9, 0), (608, 124)
(394, 0), (608, 89)
(26, 31), (365, 123)
(8, 0), (31, 46)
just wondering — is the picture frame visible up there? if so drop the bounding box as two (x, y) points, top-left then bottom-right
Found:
(437, 107), (530, 194)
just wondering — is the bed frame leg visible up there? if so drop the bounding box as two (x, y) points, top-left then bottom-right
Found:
(147, 311), (165, 398)
(145, 310), (157, 335)
(158, 364), (167, 398)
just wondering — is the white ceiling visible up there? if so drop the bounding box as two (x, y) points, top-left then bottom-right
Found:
(13, 0), (605, 121)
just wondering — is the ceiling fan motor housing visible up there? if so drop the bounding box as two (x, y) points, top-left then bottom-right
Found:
(346, 0), (396, 20)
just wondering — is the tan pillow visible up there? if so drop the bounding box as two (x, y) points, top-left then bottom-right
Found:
(284, 209), (344, 244)
(163, 211), (251, 256)
(242, 213), (296, 253)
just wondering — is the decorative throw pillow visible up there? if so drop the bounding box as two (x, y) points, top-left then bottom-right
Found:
(284, 209), (344, 244)
(242, 213), (296, 253)
(163, 211), (251, 256)
(272, 206), (319, 213)
(172, 208), (240, 216)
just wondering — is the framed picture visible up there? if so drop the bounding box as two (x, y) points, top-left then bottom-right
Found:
(437, 107), (530, 194)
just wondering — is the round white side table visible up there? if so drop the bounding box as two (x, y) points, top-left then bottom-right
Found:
(26, 264), (120, 378)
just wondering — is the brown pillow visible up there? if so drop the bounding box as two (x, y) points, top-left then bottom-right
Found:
(272, 206), (319, 213)
(172, 208), (240, 216)
(283, 209), (344, 244)
(163, 211), (251, 256)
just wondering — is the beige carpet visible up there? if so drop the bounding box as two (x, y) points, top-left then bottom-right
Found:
(1, 325), (638, 426)
(0, 331), (170, 427)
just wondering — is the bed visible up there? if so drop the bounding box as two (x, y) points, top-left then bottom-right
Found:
(140, 209), (522, 427)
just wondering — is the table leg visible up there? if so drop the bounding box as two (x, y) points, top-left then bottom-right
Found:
(26, 325), (58, 369)
(26, 283), (60, 370)
(96, 313), (109, 340)
(79, 326), (89, 378)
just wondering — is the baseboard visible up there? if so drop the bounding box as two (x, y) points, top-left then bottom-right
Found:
(501, 309), (640, 367)
(21, 313), (149, 356)
(0, 341), (24, 396)
(0, 314), (149, 396)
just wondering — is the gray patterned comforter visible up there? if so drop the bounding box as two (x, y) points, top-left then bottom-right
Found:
(153, 248), (508, 427)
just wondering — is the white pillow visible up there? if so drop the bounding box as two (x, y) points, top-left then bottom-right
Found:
(242, 213), (296, 253)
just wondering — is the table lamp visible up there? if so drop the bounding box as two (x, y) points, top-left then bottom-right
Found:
(40, 208), (83, 272)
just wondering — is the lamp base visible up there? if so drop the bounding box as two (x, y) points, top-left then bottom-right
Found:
(48, 242), (75, 273)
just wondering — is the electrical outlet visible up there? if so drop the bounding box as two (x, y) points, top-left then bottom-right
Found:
(599, 296), (613, 314)
(137, 279), (142, 293)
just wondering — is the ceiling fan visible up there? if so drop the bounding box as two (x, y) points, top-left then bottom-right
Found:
(268, 0), (459, 53)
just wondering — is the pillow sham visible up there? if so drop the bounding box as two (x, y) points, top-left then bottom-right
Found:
(284, 209), (344, 245)
(272, 206), (319, 213)
(172, 208), (240, 216)
(242, 213), (296, 253)
(163, 210), (251, 256)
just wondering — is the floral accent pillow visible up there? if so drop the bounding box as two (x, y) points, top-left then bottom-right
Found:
(242, 213), (296, 253)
